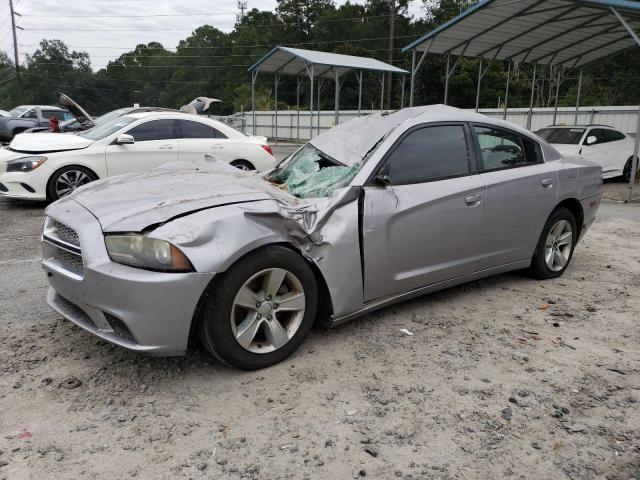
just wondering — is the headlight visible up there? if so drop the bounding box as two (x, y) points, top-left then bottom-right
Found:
(6, 156), (47, 172)
(104, 235), (193, 272)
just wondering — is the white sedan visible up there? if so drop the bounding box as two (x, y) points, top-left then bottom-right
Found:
(536, 124), (638, 181)
(0, 111), (276, 201)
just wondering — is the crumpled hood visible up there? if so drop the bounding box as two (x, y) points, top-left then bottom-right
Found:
(59, 161), (295, 232)
(9, 132), (93, 153)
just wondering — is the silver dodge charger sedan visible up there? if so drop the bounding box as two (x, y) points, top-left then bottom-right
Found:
(42, 105), (603, 370)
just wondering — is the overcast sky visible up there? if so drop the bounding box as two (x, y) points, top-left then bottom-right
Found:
(0, 0), (427, 71)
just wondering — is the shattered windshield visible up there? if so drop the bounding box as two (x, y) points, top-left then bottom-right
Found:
(267, 144), (360, 199)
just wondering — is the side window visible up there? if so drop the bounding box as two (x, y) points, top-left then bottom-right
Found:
(385, 125), (470, 184)
(42, 111), (66, 120)
(586, 128), (608, 145)
(126, 120), (176, 142)
(179, 120), (225, 139)
(22, 109), (36, 119)
(474, 126), (542, 171)
(604, 129), (625, 142)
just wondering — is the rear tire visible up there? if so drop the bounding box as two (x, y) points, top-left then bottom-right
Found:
(230, 160), (255, 171)
(622, 157), (637, 183)
(529, 207), (577, 280)
(198, 245), (318, 370)
(46, 166), (97, 201)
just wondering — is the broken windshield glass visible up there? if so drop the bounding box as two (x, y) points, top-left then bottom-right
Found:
(268, 144), (360, 199)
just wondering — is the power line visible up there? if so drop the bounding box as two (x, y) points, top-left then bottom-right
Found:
(18, 34), (421, 51)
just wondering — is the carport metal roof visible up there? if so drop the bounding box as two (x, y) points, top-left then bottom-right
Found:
(249, 46), (408, 77)
(402, 0), (640, 202)
(248, 46), (408, 144)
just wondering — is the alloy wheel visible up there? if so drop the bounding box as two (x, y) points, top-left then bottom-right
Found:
(230, 268), (306, 354)
(544, 220), (572, 272)
(55, 170), (92, 198)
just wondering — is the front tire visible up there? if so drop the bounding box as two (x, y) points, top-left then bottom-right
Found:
(529, 207), (577, 279)
(47, 166), (97, 201)
(198, 246), (318, 370)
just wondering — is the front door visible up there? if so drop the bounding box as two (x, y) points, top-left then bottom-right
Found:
(105, 119), (179, 176)
(362, 123), (487, 302)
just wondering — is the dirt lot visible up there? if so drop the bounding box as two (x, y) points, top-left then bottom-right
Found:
(0, 176), (638, 479)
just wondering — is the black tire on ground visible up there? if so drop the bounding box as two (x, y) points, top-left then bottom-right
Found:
(621, 157), (637, 183)
(230, 160), (255, 171)
(528, 207), (577, 280)
(46, 165), (98, 201)
(198, 245), (318, 370)
(12, 127), (28, 137)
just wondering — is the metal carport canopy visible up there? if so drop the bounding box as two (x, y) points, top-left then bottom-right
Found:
(402, 0), (640, 202)
(248, 46), (408, 142)
(402, 0), (640, 67)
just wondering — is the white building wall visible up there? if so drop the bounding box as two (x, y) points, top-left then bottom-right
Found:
(237, 105), (639, 141)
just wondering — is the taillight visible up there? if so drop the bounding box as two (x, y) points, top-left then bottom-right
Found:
(261, 144), (273, 156)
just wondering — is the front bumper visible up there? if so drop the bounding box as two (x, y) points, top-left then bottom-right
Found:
(0, 164), (52, 200)
(43, 200), (215, 356)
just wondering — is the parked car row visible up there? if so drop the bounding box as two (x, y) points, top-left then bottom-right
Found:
(38, 105), (603, 370)
(0, 103), (276, 200)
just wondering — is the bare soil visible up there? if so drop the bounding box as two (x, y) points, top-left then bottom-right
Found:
(0, 194), (638, 480)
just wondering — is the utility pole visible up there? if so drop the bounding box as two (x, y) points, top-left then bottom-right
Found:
(237, 1), (248, 23)
(9, 0), (22, 103)
(385, 0), (395, 110)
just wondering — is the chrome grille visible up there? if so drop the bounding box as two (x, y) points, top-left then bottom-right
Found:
(52, 246), (84, 274)
(43, 216), (84, 278)
(49, 219), (80, 247)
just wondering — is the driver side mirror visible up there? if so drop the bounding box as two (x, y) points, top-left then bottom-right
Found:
(115, 134), (134, 145)
(374, 172), (391, 186)
(585, 135), (597, 145)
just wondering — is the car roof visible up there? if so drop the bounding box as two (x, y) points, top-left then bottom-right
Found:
(541, 124), (617, 129)
(18, 105), (66, 111)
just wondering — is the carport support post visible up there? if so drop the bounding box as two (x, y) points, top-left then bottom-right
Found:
(274, 72), (281, 145)
(380, 74), (385, 111)
(296, 76), (302, 143)
(251, 70), (257, 135)
(552, 66), (562, 125)
(627, 104), (640, 202)
(317, 79), (322, 136)
(333, 67), (340, 125)
(357, 70), (363, 115)
(410, 50), (416, 107)
(444, 54), (451, 105)
(503, 60), (511, 120)
(475, 57), (483, 112)
(526, 63), (537, 130)
(308, 64), (314, 140)
(400, 75), (406, 109)
(574, 70), (583, 125)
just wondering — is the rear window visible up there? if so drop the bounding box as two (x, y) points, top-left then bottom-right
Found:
(536, 128), (585, 145)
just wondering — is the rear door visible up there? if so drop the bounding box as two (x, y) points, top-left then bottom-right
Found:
(176, 119), (235, 163)
(362, 123), (487, 302)
(105, 119), (179, 176)
(580, 128), (613, 171)
(473, 124), (558, 266)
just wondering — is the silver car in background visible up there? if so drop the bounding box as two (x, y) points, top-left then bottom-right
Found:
(42, 105), (602, 370)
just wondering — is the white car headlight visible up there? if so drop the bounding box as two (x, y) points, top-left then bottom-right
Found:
(104, 234), (193, 272)
(6, 156), (47, 172)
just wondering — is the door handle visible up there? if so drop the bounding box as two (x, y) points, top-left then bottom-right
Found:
(159, 144), (173, 150)
(210, 145), (224, 149)
(541, 178), (554, 188)
(465, 194), (481, 206)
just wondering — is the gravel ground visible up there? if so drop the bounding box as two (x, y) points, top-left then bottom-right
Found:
(0, 168), (638, 479)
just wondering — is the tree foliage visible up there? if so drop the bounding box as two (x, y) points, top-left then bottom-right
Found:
(0, 0), (637, 114)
